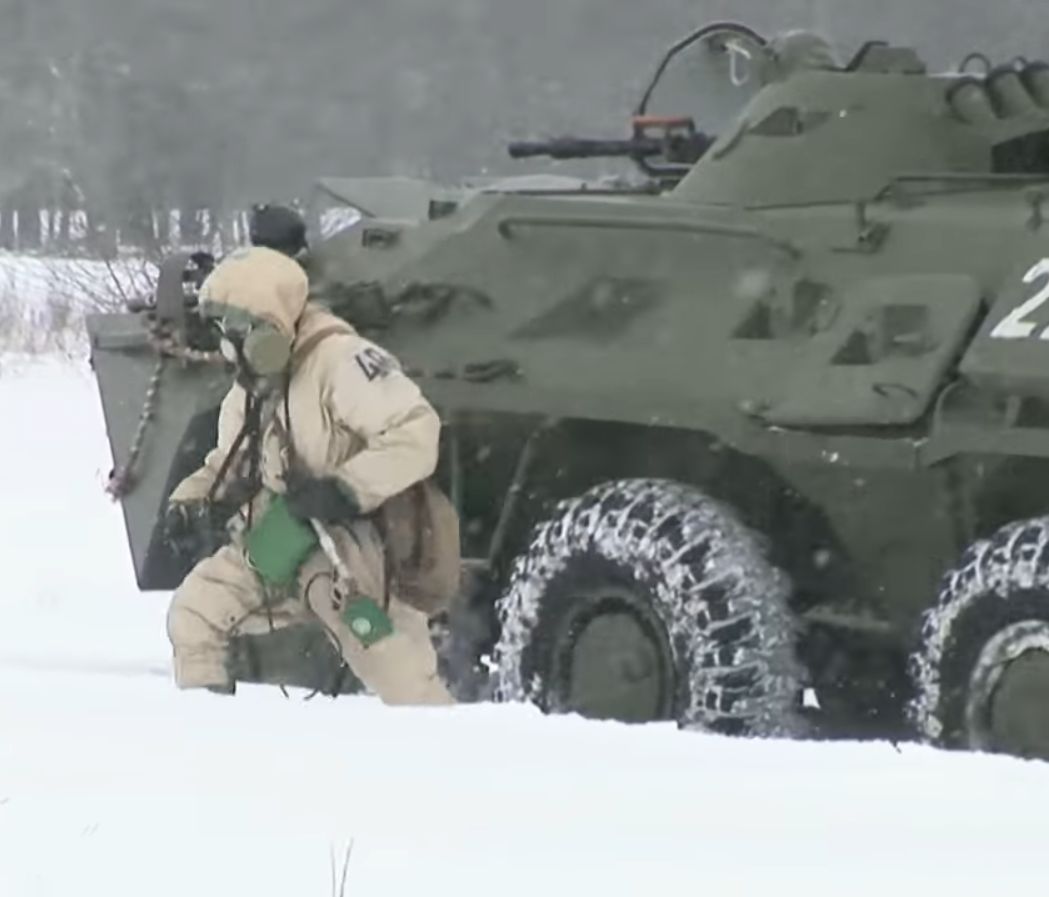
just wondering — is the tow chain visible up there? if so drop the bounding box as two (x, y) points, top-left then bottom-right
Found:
(105, 319), (225, 499)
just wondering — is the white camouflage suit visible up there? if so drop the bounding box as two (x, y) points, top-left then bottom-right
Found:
(166, 245), (454, 705)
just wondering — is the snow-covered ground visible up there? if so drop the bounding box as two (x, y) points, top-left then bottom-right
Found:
(3, 354), (1049, 896)
(0, 252), (156, 354)
(0, 252), (155, 306)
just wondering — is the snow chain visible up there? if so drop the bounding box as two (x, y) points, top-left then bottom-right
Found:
(105, 320), (225, 499)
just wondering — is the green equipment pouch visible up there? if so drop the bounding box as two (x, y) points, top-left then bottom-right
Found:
(244, 493), (319, 586)
(341, 596), (394, 647)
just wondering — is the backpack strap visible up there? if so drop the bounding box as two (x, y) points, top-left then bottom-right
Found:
(277, 323), (352, 469)
(289, 324), (352, 374)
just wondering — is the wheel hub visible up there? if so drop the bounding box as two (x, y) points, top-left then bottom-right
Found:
(988, 650), (1049, 761)
(549, 585), (674, 723)
(966, 620), (1049, 760)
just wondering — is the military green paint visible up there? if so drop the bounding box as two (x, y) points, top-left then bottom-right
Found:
(85, 26), (1049, 739)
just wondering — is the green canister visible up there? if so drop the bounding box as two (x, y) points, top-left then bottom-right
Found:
(244, 493), (320, 586)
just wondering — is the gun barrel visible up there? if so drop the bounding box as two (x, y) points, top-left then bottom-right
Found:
(507, 137), (662, 160)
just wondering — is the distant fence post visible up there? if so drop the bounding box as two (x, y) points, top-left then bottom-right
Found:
(16, 204), (41, 251)
(0, 208), (13, 250)
(180, 206), (202, 245)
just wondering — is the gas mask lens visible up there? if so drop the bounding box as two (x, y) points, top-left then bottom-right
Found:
(218, 334), (240, 363)
(207, 306), (256, 364)
(215, 319), (249, 364)
(210, 318), (247, 365)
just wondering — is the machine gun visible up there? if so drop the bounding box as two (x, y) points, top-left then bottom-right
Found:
(507, 115), (714, 186)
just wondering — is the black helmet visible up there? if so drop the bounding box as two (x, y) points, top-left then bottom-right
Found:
(249, 203), (307, 256)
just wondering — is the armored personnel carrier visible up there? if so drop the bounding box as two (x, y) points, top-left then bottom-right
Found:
(88, 23), (1049, 760)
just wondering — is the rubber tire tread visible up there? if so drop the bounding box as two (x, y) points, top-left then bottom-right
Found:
(492, 478), (803, 736)
(910, 516), (1049, 747)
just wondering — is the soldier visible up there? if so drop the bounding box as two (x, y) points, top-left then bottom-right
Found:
(163, 204), (455, 705)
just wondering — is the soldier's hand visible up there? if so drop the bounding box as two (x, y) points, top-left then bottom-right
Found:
(163, 500), (214, 555)
(283, 472), (360, 523)
(164, 500), (196, 534)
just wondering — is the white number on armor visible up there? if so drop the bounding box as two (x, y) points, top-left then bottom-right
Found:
(990, 258), (1049, 339)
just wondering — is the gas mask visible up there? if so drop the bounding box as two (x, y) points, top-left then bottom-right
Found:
(204, 304), (293, 385)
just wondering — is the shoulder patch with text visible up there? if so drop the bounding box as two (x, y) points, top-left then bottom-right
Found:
(354, 346), (398, 381)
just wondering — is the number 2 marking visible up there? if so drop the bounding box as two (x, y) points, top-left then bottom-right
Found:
(990, 258), (1049, 339)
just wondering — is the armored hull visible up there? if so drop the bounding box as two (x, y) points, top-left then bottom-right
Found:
(89, 25), (1049, 759)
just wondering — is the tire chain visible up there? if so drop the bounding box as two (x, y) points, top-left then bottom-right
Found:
(909, 516), (1049, 742)
(493, 478), (803, 737)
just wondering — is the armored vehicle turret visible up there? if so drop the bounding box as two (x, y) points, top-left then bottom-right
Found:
(89, 23), (1049, 759)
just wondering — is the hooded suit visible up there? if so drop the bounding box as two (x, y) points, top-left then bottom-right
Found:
(166, 246), (453, 705)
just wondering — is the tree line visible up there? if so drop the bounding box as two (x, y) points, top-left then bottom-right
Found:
(1, 0), (1045, 254)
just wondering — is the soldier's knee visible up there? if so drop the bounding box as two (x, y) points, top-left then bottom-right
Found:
(167, 576), (244, 649)
(167, 595), (217, 650)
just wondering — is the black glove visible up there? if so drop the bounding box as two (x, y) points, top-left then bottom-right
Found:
(283, 471), (360, 523)
(164, 500), (205, 537)
(163, 500), (227, 558)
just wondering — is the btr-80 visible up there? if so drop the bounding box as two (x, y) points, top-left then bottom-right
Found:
(88, 23), (1049, 760)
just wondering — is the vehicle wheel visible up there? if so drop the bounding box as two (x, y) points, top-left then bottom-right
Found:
(910, 517), (1049, 760)
(491, 478), (804, 736)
